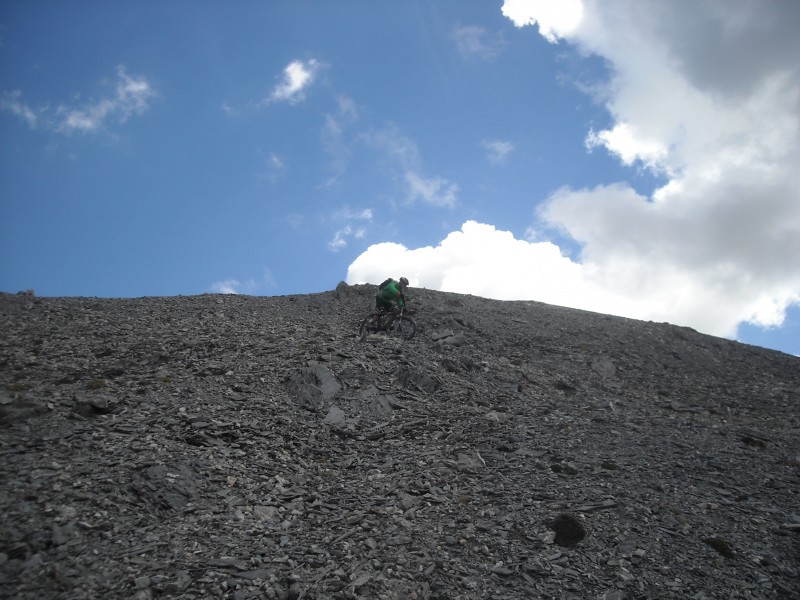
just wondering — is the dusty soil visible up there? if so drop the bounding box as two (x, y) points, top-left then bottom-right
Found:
(1, 284), (798, 599)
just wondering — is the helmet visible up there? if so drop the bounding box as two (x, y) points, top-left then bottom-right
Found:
(399, 277), (409, 287)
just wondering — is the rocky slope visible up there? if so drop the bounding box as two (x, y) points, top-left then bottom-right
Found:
(1, 285), (798, 600)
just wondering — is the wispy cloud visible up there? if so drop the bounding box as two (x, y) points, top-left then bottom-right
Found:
(329, 225), (367, 252)
(482, 139), (515, 164)
(210, 279), (242, 294)
(1, 66), (155, 135)
(210, 268), (276, 295)
(0, 90), (39, 128)
(328, 206), (373, 252)
(362, 124), (460, 208)
(333, 207), (373, 222)
(451, 25), (505, 60)
(405, 172), (458, 208)
(58, 66), (156, 134)
(321, 95), (359, 186)
(267, 59), (321, 105)
(259, 152), (287, 183)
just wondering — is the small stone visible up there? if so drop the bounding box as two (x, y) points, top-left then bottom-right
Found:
(484, 410), (508, 423)
(550, 514), (586, 547)
(432, 329), (455, 341)
(323, 405), (347, 425)
(457, 452), (486, 471)
(703, 537), (735, 558)
(52, 522), (77, 546)
(491, 564), (514, 575)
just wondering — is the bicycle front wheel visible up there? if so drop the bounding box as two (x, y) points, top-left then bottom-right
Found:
(388, 315), (416, 340)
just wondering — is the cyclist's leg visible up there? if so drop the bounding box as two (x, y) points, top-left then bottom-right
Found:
(376, 297), (392, 313)
(376, 298), (393, 328)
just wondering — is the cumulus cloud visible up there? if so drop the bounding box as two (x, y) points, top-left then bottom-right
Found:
(347, 218), (798, 338)
(502, 0), (800, 338)
(347, 221), (574, 297)
(268, 59), (320, 105)
(348, 1), (800, 341)
(501, 0), (584, 42)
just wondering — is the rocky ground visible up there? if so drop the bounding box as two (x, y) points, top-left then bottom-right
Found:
(0, 284), (798, 600)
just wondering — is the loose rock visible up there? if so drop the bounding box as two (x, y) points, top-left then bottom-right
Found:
(1, 287), (798, 599)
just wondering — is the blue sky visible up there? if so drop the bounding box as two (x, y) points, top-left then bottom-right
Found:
(2, 1), (799, 358)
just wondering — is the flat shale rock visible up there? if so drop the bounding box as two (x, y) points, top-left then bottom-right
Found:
(1, 288), (798, 599)
(131, 463), (201, 510)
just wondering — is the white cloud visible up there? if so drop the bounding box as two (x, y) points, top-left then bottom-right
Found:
(346, 1), (800, 342)
(493, 0), (800, 338)
(329, 224), (367, 252)
(347, 221), (587, 302)
(482, 139), (515, 164)
(405, 172), (458, 208)
(501, 0), (584, 42)
(585, 123), (668, 170)
(347, 219), (800, 338)
(210, 279), (241, 294)
(2, 67), (155, 135)
(58, 66), (156, 134)
(329, 227), (351, 252)
(268, 59), (320, 105)
(328, 206), (373, 252)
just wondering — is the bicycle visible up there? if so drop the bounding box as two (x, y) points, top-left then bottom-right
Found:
(358, 307), (416, 340)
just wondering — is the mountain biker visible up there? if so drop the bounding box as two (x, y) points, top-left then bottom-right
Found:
(376, 277), (408, 313)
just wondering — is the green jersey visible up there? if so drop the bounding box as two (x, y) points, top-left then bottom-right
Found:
(377, 279), (405, 307)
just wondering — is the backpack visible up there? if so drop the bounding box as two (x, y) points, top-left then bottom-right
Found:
(378, 278), (393, 290)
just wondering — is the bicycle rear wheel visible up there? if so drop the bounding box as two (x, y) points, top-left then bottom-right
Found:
(387, 315), (416, 340)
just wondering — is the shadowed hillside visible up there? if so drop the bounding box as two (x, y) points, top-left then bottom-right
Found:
(1, 285), (798, 599)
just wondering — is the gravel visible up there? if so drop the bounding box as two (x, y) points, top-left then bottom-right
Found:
(1, 284), (798, 599)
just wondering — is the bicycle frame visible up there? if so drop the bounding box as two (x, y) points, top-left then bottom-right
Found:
(359, 305), (415, 340)
(374, 307), (402, 330)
